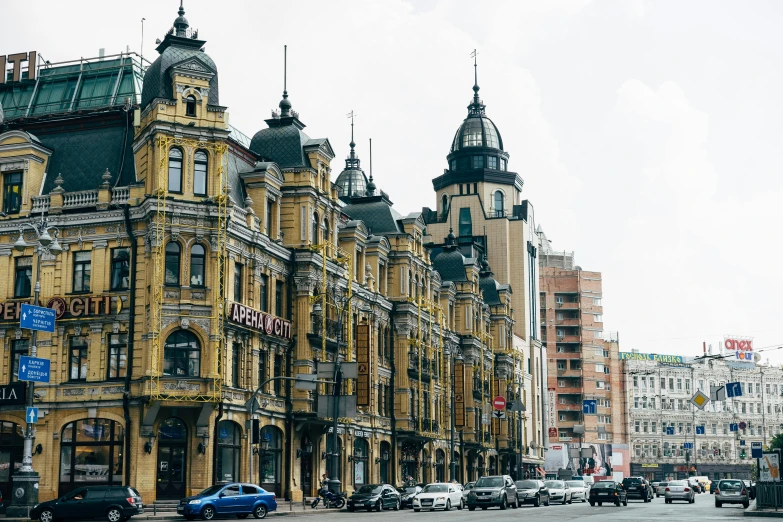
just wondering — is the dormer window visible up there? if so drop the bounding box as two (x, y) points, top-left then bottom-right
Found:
(487, 156), (498, 170)
(3, 172), (22, 214)
(185, 95), (196, 117)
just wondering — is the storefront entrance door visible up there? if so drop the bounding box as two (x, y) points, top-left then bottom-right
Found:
(157, 445), (186, 499)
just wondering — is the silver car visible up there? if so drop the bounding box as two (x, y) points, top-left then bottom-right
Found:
(664, 480), (695, 504)
(544, 480), (572, 504)
(566, 481), (588, 502)
(714, 479), (750, 508)
(656, 481), (669, 498)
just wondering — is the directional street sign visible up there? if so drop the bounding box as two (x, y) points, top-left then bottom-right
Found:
(710, 385), (726, 402)
(726, 382), (743, 398)
(752, 442), (763, 459)
(26, 407), (38, 424)
(493, 410), (506, 419)
(690, 390), (710, 410)
(583, 400), (597, 415)
(665, 426), (675, 435)
(730, 423), (739, 432)
(696, 425), (705, 435)
(18, 356), (50, 383)
(294, 374), (317, 391)
(683, 442), (694, 449)
(493, 396), (507, 411)
(19, 304), (56, 333)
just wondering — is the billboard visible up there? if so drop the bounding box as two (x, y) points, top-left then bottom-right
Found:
(725, 336), (754, 362)
(619, 352), (684, 364)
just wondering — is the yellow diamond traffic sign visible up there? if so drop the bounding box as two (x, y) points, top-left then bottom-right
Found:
(691, 390), (710, 409)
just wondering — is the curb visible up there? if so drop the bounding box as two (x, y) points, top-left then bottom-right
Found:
(0, 509), (345, 521)
(745, 498), (783, 518)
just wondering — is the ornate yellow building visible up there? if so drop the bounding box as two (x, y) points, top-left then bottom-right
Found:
(0, 3), (545, 508)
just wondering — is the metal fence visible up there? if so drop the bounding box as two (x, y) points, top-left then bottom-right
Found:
(757, 483), (783, 509)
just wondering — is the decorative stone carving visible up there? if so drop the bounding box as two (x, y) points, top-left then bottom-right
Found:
(102, 386), (124, 394)
(180, 318), (190, 330)
(14, 329), (22, 340)
(63, 388), (85, 396)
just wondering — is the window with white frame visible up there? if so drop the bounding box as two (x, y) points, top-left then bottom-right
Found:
(595, 364), (605, 373)
(635, 421), (640, 433)
(595, 347), (604, 357)
(593, 297), (602, 306)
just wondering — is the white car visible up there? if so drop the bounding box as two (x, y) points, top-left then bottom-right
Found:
(566, 481), (588, 502)
(412, 483), (464, 511)
(544, 480), (572, 504)
(462, 482), (476, 502)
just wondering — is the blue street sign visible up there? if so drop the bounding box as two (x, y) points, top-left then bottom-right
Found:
(582, 400), (597, 415)
(730, 423), (739, 432)
(726, 382), (743, 398)
(740, 440), (746, 446)
(683, 442), (693, 449)
(19, 304), (56, 333)
(25, 407), (38, 424)
(696, 425), (705, 435)
(666, 426), (675, 435)
(752, 442), (763, 459)
(18, 356), (50, 383)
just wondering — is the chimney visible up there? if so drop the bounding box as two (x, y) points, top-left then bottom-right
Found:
(703, 341), (706, 355)
(98, 48), (105, 60)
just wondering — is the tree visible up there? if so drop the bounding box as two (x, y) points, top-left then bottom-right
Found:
(770, 433), (783, 452)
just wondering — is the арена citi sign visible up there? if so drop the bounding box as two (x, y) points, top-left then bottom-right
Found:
(226, 301), (292, 340)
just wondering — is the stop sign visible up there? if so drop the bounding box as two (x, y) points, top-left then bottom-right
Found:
(493, 396), (506, 410)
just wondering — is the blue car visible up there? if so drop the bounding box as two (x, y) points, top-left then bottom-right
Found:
(177, 483), (276, 520)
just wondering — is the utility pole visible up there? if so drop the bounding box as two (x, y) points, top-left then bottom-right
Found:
(330, 360), (343, 494)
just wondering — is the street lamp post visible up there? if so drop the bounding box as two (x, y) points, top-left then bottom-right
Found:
(8, 220), (62, 517)
(449, 349), (463, 482)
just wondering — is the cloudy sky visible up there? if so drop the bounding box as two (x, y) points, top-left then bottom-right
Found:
(4, 0), (782, 362)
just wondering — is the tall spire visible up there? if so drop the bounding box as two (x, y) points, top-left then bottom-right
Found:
(366, 137), (376, 196)
(344, 111), (360, 170)
(173, 0), (189, 37)
(468, 49), (485, 116)
(279, 45), (292, 117)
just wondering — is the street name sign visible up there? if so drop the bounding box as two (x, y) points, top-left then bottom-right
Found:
(20, 303), (56, 333)
(18, 356), (50, 383)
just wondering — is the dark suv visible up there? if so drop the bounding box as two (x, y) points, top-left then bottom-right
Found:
(30, 486), (143, 522)
(621, 477), (653, 502)
(467, 475), (518, 510)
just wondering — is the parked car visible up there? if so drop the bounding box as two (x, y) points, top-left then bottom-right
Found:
(656, 481), (669, 498)
(621, 477), (653, 502)
(347, 484), (400, 512)
(515, 480), (550, 507)
(566, 480), (588, 502)
(588, 480), (628, 507)
(687, 477), (702, 493)
(743, 480), (756, 500)
(177, 483), (275, 520)
(412, 483), (463, 511)
(398, 485), (421, 509)
(31, 486), (143, 522)
(571, 475), (595, 488)
(466, 475), (518, 510)
(461, 482), (475, 502)
(714, 479), (750, 508)
(664, 480), (695, 504)
(543, 480), (572, 504)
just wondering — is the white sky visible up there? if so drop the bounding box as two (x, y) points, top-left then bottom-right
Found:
(3, 0), (782, 363)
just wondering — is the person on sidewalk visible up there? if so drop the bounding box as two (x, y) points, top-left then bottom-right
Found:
(320, 473), (330, 496)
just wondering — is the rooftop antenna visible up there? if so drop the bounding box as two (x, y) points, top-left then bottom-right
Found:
(283, 44), (287, 96)
(366, 137), (376, 196)
(140, 18), (145, 65)
(369, 138), (372, 179)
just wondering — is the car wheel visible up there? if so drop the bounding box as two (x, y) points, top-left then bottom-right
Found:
(534, 496), (540, 508)
(201, 506), (216, 521)
(716, 501), (722, 508)
(500, 495), (507, 510)
(106, 508), (123, 522)
(376, 500), (382, 512)
(598, 502), (602, 506)
(468, 506), (475, 511)
(394, 499), (400, 511)
(39, 509), (55, 522)
(237, 515), (249, 519)
(253, 505), (267, 519)
(445, 500), (451, 511)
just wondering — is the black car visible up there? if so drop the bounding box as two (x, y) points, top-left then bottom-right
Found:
(515, 480), (550, 507)
(621, 477), (653, 502)
(743, 480), (757, 500)
(589, 480), (628, 507)
(30, 486), (143, 522)
(398, 485), (421, 509)
(347, 484), (400, 512)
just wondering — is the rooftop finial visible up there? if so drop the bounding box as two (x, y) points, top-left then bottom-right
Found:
(343, 111), (361, 171)
(173, 0), (189, 37)
(471, 49), (479, 101)
(279, 45), (292, 117)
(347, 110), (356, 158)
(366, 137), (376, 196)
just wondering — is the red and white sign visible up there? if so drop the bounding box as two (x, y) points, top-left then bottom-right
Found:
(228, 302), (292, 339)
(725, 336), (754, 361)
(548, 427), (558, 438)
(493, 396), (507, 411)
(551, 445), (562, 450)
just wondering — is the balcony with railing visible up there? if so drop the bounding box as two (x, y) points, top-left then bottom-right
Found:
(309, 315), (345, 352)
(30, 185), (132, 213)
(408, 352), (438, 382)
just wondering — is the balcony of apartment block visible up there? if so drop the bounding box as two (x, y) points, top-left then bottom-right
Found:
(555, 301), (580, 310)
(555, 335), (581, 344)
(308, 316), (345, 353)
(555, 318), (580, 327)
(31, 186), (132, 213)
(555, 385), (583, 395)
(407, 353), (437, 383)
(555, 367), (582, 379)
(557, 402), (583, 412)
(472, 378), (490, 401)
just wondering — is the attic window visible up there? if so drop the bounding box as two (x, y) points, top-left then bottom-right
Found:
(186, 95), (196, 117)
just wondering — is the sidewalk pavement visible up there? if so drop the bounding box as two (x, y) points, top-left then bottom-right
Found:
(745, 498), (783, 517)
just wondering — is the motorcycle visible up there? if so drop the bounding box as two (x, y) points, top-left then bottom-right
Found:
(311, 489), (346, 509)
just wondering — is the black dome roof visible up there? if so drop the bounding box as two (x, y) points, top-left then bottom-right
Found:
(450, 114), (503, 153)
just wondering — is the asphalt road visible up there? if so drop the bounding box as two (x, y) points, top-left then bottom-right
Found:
(316, 492), (771, 521)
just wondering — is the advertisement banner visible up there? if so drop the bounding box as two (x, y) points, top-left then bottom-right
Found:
(725, 336), (754, 362)
(454, 361), (465, 428)
(356, 324), (370, 407)
(761, 453), (780, 482)
(619, 352), (684, 364)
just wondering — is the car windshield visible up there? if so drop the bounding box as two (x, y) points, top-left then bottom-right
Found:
(404, 487), (419, 494)
(659, 482), (668, 486)
(516, 481), (539, 489)
(593, 482), (615, 489)
(198, 485), (225, 497)
(669, 481), (686, 486)
(422, 485), (448, 493)
(544, 481), (564, 489)
(720, 480), (743, 490)
(566, 481), (584, 487)
(357, 485), (382, 494)
(464, 483), (474, 490)
(475, 477), (504, 488)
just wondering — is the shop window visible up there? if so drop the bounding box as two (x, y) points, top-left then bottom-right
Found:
(259, 426), (282, 495)
(13, 256), (32, 298)
(163, 330), (201, 377)
(190, 244), (205, 287)
(217, 421), (241, 483)
(275, 281), (284, 317)
(110, 248), (130, 290)
(234, 263), (243, 303)
(3, 172), (22, 214)
(10, 339), (29, 383)
(353, 438), (369, 486)
(69, 337), (88, 381)
(194, 151), (208, 196)
(59, 418), (124, 496)
(72, 251), (91, 293)
(168, 148), (183, 193)
(165, 242), (181, 286)
(107, 333), (128, 380)
(185, 95), (196, 117)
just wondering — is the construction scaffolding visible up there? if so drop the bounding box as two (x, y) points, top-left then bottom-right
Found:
(149, 135), (229, 402)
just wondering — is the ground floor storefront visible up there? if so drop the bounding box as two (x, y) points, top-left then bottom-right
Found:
(631, 462), (753, 481)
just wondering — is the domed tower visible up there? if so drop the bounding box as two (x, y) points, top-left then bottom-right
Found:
(334, 117), (369, 201)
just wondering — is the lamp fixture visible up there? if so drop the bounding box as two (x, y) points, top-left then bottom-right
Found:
(197, 442), (207, 455)
(34, 444), (43, 455)
(144, 434), (155, 454)
(375, 457), (381, 464)
(253, 447), (260, 456)
(13, 233), (27, 252)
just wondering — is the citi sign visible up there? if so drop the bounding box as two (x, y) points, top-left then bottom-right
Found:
(725, 338), (753, 361)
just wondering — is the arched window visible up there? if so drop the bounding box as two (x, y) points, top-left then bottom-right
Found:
(194, 151), (208, 196)
(441, 194), (448, 214)
(379, 441), (391, 484)
(185, 95), (196, 117)
(59, 418), (124, 495)
(260, 426), (282, 496)
(163, 330), (201, 377)
(312, 212), (319, 244)
(165, 242), (181, 286)
(217, 421), (241, 483)
(168, 148), (183, 193)
(494, 191), (504, 217)
(435, 449), (446, 482)
(323, 218), (330, 245)
(190, 244), (205, 287)
(353, 438), (369, 486)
